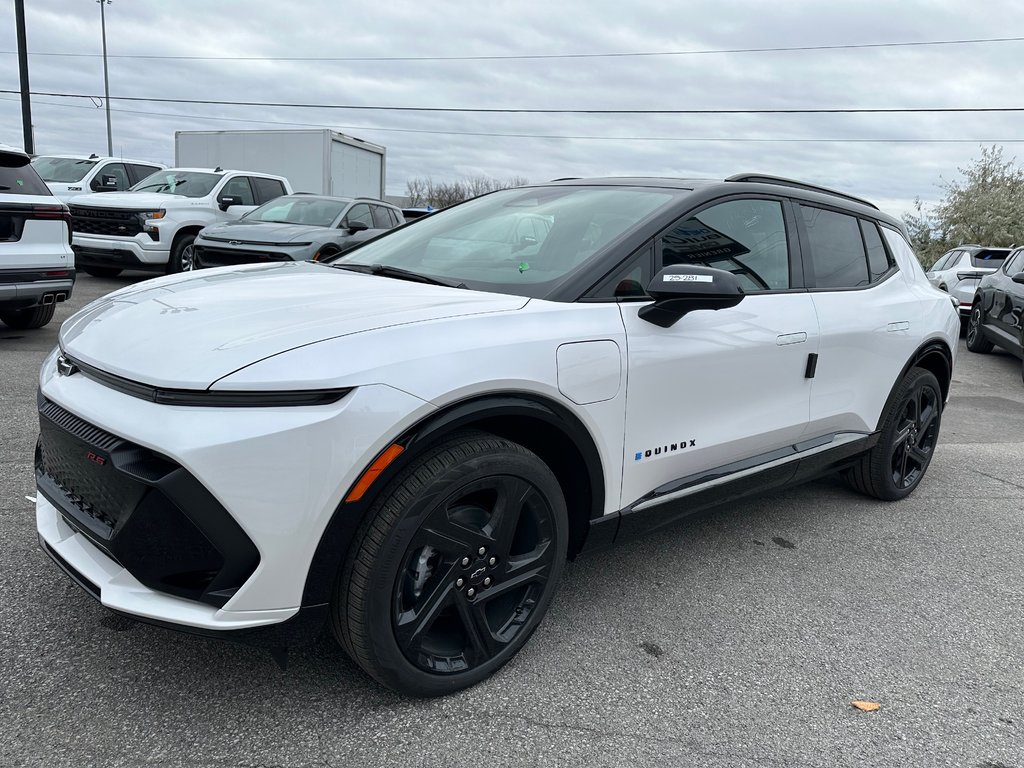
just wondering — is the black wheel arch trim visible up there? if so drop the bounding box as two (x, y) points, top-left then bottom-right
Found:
(878, 339), (953, 428)
(299, 392), (607, 609)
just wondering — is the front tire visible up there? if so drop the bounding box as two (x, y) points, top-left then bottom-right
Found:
(167, 234), (196, 273)
(0, 303), (56, 329)
(965, 304), (993, 353)
(844, 367), (942, 501)
(333, 432), (568, 697)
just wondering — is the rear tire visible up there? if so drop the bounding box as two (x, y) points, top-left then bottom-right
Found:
(965, 304), (993, 353)
(0, 303), (56, 330)
(844, 367), (942, 501)
(82, 266), (123, 278)
(333, 431), (567, 697)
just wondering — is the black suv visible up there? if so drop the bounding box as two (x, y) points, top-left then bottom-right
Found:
(966, 245), (1024, 381)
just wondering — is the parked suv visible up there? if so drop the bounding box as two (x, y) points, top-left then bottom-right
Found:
(925, 245), (1010, 318)
(0, 145), (74, 329)
(68, 168), (292, 277)
(31, 154), (165, 201)
(192, 194), (404, 268)
(36, 174), (958, 696)
(965, 245), (1024, 381)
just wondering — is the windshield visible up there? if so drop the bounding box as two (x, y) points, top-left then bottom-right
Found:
(130, 170), (221, 197)
(332, 186), (676, 298)
(244, 196), (348, 227)
(31, 156), (97, 183)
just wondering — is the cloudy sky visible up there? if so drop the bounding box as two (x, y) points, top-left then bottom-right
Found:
(2, 0), (1023, 217)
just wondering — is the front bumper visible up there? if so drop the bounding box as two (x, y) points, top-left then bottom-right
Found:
(35, 354), (433, 631)
(193, 239), (311, 268)
(72, 234), (170, 270)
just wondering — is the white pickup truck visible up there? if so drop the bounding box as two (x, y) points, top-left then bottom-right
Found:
(67, 168), (292, 276)
(31, 154), (165, 201)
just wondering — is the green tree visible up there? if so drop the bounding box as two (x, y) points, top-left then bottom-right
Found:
(904, 145), (1024, 267)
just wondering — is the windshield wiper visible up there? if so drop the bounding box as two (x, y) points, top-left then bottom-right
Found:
(331, 263), (466, 289)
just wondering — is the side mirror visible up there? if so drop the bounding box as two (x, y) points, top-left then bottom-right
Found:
(638, 265), (745, 328)
(92, 174), (119, 191)
(218, 194), (241, 211)
(345, 220), (370, 233)
(1012, 272), (1024, 285)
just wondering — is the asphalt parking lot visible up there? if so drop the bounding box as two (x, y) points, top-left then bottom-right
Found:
(2, 274), (1023, 768)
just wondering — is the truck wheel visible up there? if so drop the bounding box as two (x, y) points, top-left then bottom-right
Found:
(168, 234), (197, 273)
(82, 267), (123, 278)
(333, 431), (568, 697)
(0, 303), (56, 330)
(843, 367), (942, 501)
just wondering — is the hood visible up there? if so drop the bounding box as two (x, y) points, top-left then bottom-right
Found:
(59, 261), (528, 389)
(65, 192), (202, 209)
(200, 221), (330, 244)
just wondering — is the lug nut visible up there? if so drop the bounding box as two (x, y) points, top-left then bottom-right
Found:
(467, 587), (476, 598)
(461, 557), (470, 566)
(456, 578), (464, 588)
(483, 577), (492, 586)
(477, 547), (486, 556)
(488, 556), (497, 566)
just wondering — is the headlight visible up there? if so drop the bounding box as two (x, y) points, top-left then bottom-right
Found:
(137, 209), (166, 221)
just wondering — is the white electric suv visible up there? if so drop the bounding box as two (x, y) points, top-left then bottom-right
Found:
(35, 175), (959, 696)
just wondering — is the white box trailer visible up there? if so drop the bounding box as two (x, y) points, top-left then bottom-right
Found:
(174, 129), (386, 199)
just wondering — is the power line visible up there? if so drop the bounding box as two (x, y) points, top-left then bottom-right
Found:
(0, 35), (1022, 62)
(3, 88), (1024, 115)
(6, 94), (1024, 144)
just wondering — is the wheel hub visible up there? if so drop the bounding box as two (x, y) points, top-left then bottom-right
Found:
(459, 550), (500, 595)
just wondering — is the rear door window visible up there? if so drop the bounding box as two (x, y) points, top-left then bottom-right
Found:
(371, 205), (394, 229)
(127, 164), (162, 185)
(252, 177), (287, 205)
(800, 206), (869, 289)
(93, 163), (130, 191)
(346, 204), (374, 228)
(222, 176), (256, 206)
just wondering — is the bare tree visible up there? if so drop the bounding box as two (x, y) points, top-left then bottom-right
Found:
(404, 175), (529, 209)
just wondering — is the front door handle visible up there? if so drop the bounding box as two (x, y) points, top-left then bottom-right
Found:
(776, 332), (807, 346)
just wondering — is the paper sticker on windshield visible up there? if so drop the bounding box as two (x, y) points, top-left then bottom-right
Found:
(664, 274), (714, 282)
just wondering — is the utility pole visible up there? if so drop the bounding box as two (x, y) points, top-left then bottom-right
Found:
(98, 0), (113, 155)
(14, 0), (34, 154)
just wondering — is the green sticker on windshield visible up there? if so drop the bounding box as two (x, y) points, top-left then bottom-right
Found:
(518, 261), (530, 273)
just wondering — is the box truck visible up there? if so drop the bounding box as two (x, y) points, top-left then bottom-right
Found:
(174, 130), (386, 199)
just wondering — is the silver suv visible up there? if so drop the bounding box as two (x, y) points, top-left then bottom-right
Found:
(0, 145), (74, 330)
(925, 245), (1010, 318)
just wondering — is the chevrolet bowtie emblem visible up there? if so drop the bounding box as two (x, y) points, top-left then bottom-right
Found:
(56, 355), (79, 377)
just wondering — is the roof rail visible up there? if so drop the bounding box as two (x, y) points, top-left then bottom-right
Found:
(725, 173), (878, 210)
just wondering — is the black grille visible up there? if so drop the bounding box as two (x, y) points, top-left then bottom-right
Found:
(35, 398), (260, 607)
(195, 245), (292, 267)
(69, 206), (144, 237)
(37, 412), (143, 536)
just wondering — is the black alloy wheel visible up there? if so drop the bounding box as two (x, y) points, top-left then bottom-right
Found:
(966, 304), (993, 353)
(844, 367), (943, 501)
(888, 379), (941, 491)
(333, 432), (567, 697)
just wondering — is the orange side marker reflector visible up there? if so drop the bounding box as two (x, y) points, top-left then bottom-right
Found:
(345, 444), (405, 503)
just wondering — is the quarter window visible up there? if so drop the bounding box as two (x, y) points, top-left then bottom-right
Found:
(1004, 248), (1024, 275)
(800, 206), (869, 289)
(657, 198), (790, 291)
(371, 205), (394, 229)
(127, 164), (161, 185)
(861, 220), (893, 281)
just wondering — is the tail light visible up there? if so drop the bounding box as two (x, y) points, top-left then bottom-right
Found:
(956, 271), (985, 281)
(30, 203), (73, 244)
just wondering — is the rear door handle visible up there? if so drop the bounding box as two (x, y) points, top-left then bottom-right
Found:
(776, 332), (807, 346)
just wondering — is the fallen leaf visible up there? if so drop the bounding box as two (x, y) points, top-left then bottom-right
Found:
(852, 700), (881, 712)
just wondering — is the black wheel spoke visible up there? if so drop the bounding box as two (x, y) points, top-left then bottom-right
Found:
(417, 513), (491, 556)
(454, 593), (503, 664)
(489, 476), (534, 559)
(907, 442), (931, 467)
(485, 560), (550, 601)
(395, 569), (457, 654)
